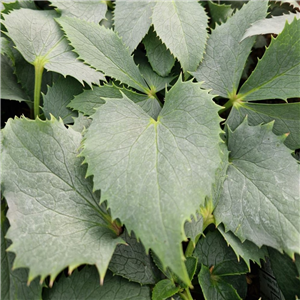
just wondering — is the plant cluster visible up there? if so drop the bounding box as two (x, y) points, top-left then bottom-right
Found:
(1, 1), (300, 299)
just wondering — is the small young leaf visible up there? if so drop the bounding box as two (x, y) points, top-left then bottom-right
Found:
(218, 225), (267, 269)
(184, 213), (203, 245)
(215, 119), (300, 257)
(241, 13), (300, 40)
(192, 1), (268, 97)
(227, 102), (300, 150)
(134, 50), (175, 93)
(81, 78), (223, 284)
(1, 117), (123, 284)
(50, 0), (107, 23)
(143, 27), (175, 77)
(43, 267), (151, 300)
(43, 76), (83, 124)
(152, 0), (208, 72)
(2, 9), (105, 86)
(57, 17), (148, 93)
(109, 229), (161, 285)
(1, 55), (31, 102)
(239, 18), (300, 101)
(152, 279), (180, 300)
(268, 248), (300, 300)
(207, 1), (233, 27)
(114, 0), (154, 53)
(198, 265), (242, 300)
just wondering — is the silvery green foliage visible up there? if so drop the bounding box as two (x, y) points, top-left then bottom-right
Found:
(1, 1), (299, 299)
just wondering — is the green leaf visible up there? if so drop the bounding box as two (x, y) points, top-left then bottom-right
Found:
(207, 1), (233, 27)
(280, 0), (300, 8)
(68, 85), (120, 116)
(1, 117), (123, 284)
(50, 0), (107, 23)
(100, 9), (113, 29)
(1, 0), (36, 13)
(68, 84), (161, 120)
(239, 18), (300, 101)
(1, 221), (43, 300)
(57, 17), (148, 93)
(43, 76), (83, 124)
(134, 50), (175, 93)
(2, 9), (105, 86)
(215, 118), (300, 257)
(1, 55), (31, 102)
(143, 27), (175, 77)
(185, 256), (198, 282)
(70, 113), (92, 133)
(43, 267), (151, 300)
(152, 279), (180, 300)
(114, 0), (154, 53)
(198, 265), (242, 300)
(218, 226), (267, 269)
(222, 275), (247, 300)
(193, 230), (248, 276)
(184, 213), (203, 245)
(268, 248), (300, 300)
(192, 1), (268, 97)
(152, 0), (208, 72)
(109, 229), (160, 285)
(241, 13), (300, 40)
(227, 102), (300, 150)
(296, 254), (300, 276)
(81, 78), (223, 284)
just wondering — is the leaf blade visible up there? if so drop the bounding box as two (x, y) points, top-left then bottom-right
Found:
(215, 119), (300, 256)
(226, 102), (300, 150)
(81, 79), (223, 283)
(1, 117), (123, 283)
(50, 0), (107, 23)
(239, 18), (300, 101)
(114, 0), (154, 53)
(57, 16), (148, 93)
(43, 267), (151, 300)
(152, 0), (208, 72)
(192, 1), (268, 97)
(2, 9), (105, 86)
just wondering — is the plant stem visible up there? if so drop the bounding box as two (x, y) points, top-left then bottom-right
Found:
(219, 98), (234, 114)
(179, 288), (193, 300)
(33, 60), (44, 118)
(185, 235), (200, 257)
